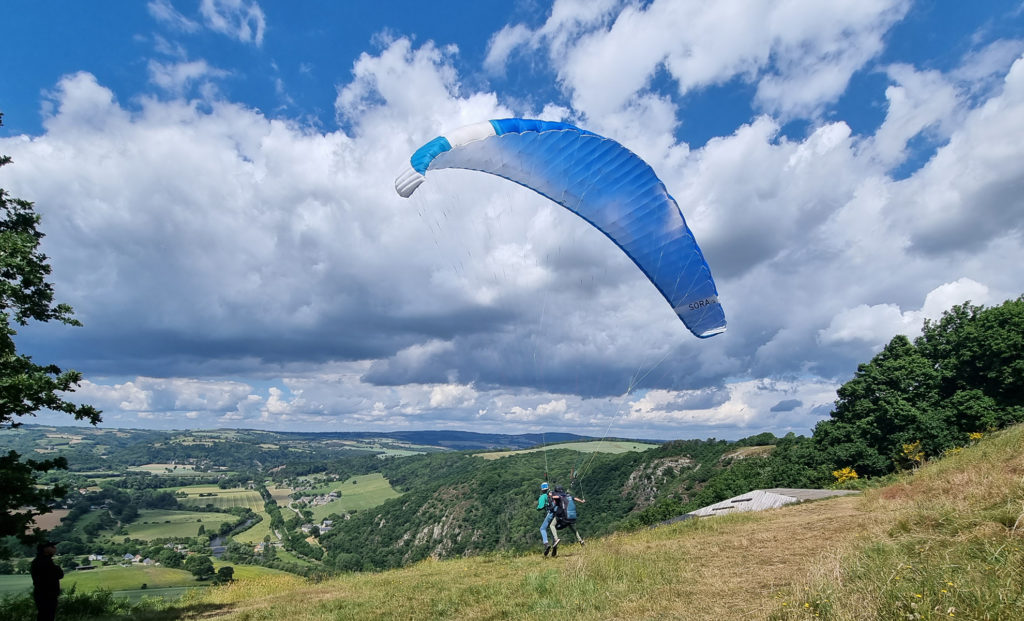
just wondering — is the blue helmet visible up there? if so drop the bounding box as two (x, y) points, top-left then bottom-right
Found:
(540, 482), (549, 491)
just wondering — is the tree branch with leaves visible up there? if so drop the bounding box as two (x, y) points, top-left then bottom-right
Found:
(0, 112), (101, 552)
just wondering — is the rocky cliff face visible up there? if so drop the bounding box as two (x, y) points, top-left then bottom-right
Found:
(621, 456), (696, 511)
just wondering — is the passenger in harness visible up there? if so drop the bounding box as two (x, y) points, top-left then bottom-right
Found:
(545, 485), (585, 556)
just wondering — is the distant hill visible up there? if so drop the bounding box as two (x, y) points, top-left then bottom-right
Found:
(266, 428), (592, 450)
(376, 429), (589, 449)
(3, 424), (595, 454)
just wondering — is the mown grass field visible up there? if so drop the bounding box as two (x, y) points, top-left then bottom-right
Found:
(475, 440), (659, 459)
(63, 565), (199, 592)
(123, 509), (235, 540)
(0, 574), (31, 595)
(170, 485), (264, 512)
(305, 473), (401, 522)
(0, 561), (294, 599)
(272, 548), (314, 567)
(117, 424), (1022, 621)
(266, 484), (293, 504)
(128, 463), (202, 475)
(0, 562), (295, 610)
(211, 561), (292, 580)
(232, 513), (274, 545)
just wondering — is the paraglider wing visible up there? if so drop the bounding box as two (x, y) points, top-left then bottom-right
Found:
(395, 118), (726, 338)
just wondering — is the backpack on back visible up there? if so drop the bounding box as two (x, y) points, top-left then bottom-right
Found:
(563, 495), (577, 522)
(553, 493), (578, 529)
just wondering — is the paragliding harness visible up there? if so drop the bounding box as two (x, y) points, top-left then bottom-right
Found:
(550, 488), (578, 530)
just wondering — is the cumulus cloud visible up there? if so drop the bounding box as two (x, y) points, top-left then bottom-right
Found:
(5, 4), (1024, 438)
(488, 0), (910, 120)
(818, 278), (994, 349)
(866, 64), (962, 170)
(429, 384), (479, 409)
(895, 56), (1024, 254)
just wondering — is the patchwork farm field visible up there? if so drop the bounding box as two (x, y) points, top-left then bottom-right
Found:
(124, 509), (235, 540)
(164, 485), (271, 543)
(171, 485), (264, 512)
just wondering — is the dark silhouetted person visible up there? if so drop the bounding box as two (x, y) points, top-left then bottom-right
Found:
(30, 541), (63, 621)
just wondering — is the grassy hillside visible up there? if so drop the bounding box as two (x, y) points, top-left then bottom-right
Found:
(111, 423), (1021, 620)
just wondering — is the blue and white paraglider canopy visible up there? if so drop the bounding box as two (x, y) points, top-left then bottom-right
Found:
(395, 118), (726, 339)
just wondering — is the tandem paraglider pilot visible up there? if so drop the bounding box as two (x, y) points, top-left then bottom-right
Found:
(537, 482), (554, 553)
(30, 541), (63, 621)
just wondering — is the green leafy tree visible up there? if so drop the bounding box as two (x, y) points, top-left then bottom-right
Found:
(916, 299), (1024, 426)
(0, 113), (101, 553)
(184, 554), (214, 580)
(814, 297), (1024, 477)
(215, 565), (234, 583)
(156, 548), (182, 569)
(812, 335), (940, 476)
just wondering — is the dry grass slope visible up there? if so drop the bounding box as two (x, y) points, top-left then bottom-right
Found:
(150, 425), (1022, 621)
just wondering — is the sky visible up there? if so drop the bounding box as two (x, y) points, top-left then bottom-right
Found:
(1, 0), (1023, 440)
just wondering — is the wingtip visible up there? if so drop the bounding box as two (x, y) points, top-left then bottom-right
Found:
(395, 165), (425, 198)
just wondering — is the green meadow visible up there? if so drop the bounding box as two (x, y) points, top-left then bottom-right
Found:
(63, 565), (199, 592)
(271, 548), (314, 567)
(301, 473), (401, 522)
(123, 509), (235, 540)
(211, 561), (292, 580)
(0, 574), (31, 595)
(233, 514), (274, 545)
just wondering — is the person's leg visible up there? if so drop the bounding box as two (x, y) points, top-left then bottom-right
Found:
(540, 512), (551, 545)
(549, 519), (560, 546)
(570, 524), (583, 544)
(36, 596), (57, 621)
